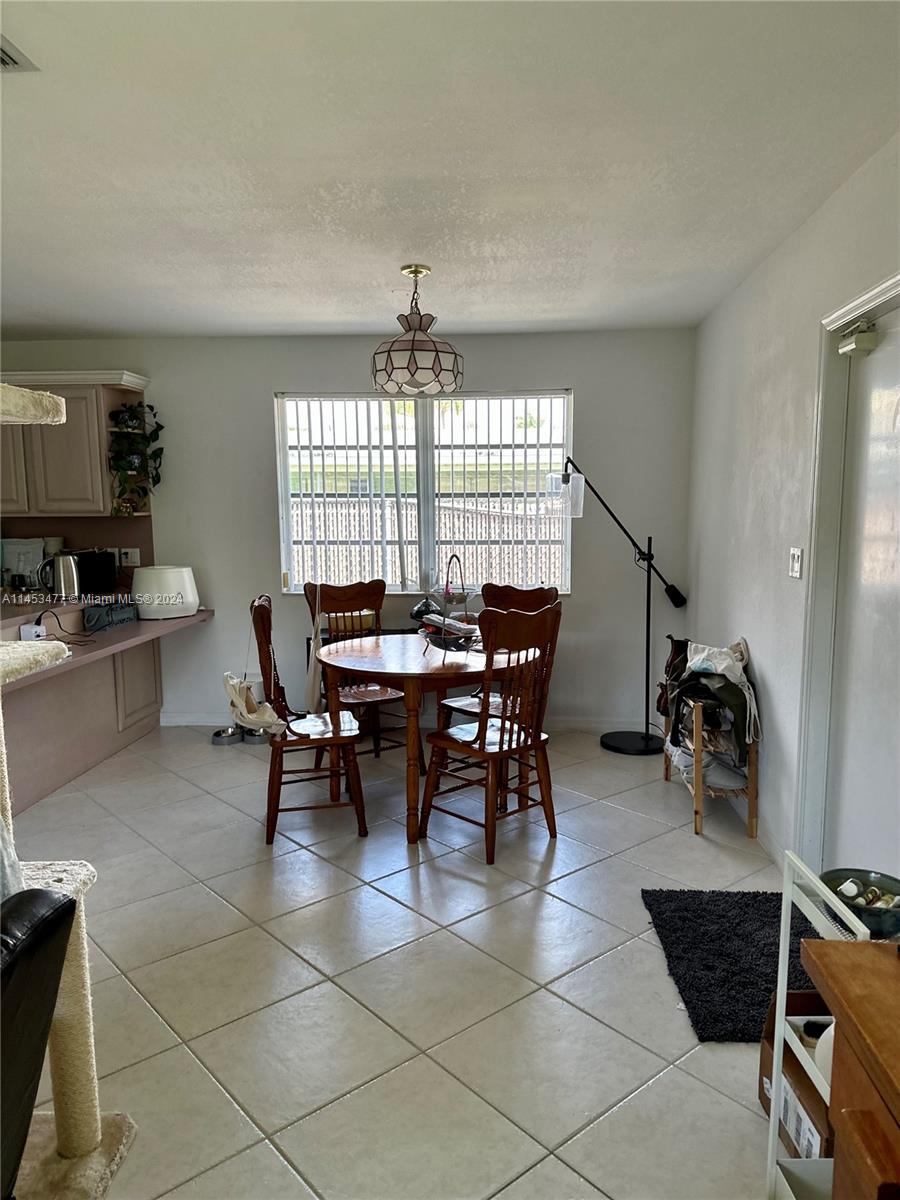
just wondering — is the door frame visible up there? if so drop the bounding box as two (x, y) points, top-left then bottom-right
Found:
(794, 271), (900, 868)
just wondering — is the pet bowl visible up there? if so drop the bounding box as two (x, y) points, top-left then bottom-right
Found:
(820, 868), (900, 939)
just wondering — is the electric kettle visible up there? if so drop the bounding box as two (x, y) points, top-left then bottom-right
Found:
(37, 553), (80, 599)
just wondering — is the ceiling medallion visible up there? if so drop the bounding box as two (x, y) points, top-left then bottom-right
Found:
(372, 264), (464, 395)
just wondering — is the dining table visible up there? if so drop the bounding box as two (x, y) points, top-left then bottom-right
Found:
(316, 633), (490, 842)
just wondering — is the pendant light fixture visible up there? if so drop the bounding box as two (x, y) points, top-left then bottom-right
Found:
(372, 265), (464, 395)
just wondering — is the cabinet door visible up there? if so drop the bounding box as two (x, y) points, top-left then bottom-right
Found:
(25, 386), (109, 514)
(0, 425), (29, 513)
(113, 641), (163, 731)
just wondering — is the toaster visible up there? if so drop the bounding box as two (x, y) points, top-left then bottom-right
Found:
(131, 566), (200, 619)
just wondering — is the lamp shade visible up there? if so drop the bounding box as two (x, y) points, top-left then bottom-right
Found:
(372, 311), (463, 395)
(545, 471), (585, 518)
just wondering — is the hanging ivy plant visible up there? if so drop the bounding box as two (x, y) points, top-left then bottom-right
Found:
(108, 401), (164, 516)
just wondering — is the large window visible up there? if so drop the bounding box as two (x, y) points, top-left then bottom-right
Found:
(275, 391), (572, 593)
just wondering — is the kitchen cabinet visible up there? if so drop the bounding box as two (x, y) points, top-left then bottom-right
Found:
(0, 371), (150, 516)
(0, 425), (29, 513)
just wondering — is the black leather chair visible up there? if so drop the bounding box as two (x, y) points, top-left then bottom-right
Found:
(2, 888), (75, 1200)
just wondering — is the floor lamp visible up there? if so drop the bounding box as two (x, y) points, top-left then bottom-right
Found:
(548, 456), (687, 755)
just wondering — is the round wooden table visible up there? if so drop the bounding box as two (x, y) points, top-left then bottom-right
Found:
(317, 634), (489, 842)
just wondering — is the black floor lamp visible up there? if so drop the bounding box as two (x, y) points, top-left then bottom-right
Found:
(549, 456), (687, 756)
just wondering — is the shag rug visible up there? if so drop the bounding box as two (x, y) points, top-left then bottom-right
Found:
(640, 889), (818, 1042)
(16, 1112), (136, 1200)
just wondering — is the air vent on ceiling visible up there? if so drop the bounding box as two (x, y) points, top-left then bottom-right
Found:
(0, 36), (39, 72)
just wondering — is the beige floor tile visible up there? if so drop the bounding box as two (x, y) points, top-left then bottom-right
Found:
(273, 801), (390, 847)
(450, 891), (629, 983)
(691, 803), (769, 856)
(310, 819), (449, 881)
(70, 754), (167, 791)
(130, 926), (322, 1039)
(213, 778), (322, 821)
(622, 826), (768, 888)
(102, 1046), (259, 1200)
(161, 1143), (316, 1199)
(42, 781), (91, 800)
(130, 726), (212, 751)
(396, 807), (480, 849)
(90, 884), (250, 970)
(13, 792), (111, 837)
(84, 772), (204, 817)
(91, 974), (179, 1076)
(88, 938), (120, 983)
(139, 740), (227, 773)
(432, 990), (664, 1147)
(276, 1056), (543, 1200)
(15, 815), (151, 868)
(552, 759), (654, 803)
(164, 817), (294, 880)
(557, 1066), (768, 1200)
(207, 848), (359, 921)
(120, 793), (253, 848)
(678, 1042), (765, 1114)
(374, 850), (530, 923)
(544, 731), (608, 761)
(339, 929), (534, 1049)
(727, 863), (784, 892)
(190, 981), (414, 1132)
(546, 854), (685, 934)
(593, 777), (695, 827)
(463, 821), (609, 885)
(493, 1157), (608, 1200)
(86, 846), (195, 916)
(536, 785), (606, 815)
(266, 886), (436, 975)
(550, 938), (698, 1061)
(177, 751), (270, 793)
(552, 798), (671, 854)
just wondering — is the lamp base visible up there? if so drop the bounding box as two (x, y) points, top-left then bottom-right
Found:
(600, 730), (665, 756)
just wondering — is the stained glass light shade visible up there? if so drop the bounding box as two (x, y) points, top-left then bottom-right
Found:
(372, 311), (464, 395)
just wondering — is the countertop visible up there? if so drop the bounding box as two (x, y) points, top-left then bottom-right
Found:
(2, 607), (214, 692)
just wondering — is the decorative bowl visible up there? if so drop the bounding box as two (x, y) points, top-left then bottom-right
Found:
(820, 868), (900, 939)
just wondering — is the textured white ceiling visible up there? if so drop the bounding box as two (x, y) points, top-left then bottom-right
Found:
(1, 1), (897, 338)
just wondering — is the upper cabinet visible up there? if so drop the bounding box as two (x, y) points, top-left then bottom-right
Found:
(0, 371), (150, 516)
(0, 426), (29, 514)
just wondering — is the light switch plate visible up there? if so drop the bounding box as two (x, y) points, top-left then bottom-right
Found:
(120, 547), (141, 567)
(789, 547), (803, 579)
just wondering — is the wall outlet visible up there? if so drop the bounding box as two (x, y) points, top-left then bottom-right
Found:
(103, 547), (120, 566)
(789, 547), (803, 579)
(20, 623), (47, 641)
(120, 548), (141, 567)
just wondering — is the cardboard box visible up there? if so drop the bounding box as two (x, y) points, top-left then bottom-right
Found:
(758, 989), (834, 1159)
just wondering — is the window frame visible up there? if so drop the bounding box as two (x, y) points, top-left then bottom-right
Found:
(274, 390), (574, 596)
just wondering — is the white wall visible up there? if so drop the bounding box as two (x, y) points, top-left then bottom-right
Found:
(2, 330), (695, 729)
(687, 134), (900, 856)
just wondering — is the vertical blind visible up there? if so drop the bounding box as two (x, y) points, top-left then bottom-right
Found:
(275, 392), (571, 592)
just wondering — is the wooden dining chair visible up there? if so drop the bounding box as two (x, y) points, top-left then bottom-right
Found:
(304, 579), (425, 770)
(250, 595), (367, 844)
(420, 602), (562, 864)
(439, 584), (560, 794)
(440, 584), (559, 722)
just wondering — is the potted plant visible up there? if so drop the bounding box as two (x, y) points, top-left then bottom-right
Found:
(108, 401), (164, 515)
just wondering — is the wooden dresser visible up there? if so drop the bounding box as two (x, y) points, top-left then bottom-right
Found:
(801, 940), (900, 1200)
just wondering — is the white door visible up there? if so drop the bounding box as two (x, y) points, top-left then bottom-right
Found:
(823, 308), (900, 872)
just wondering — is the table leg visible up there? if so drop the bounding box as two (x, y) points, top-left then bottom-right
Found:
(403, 681), (421, 843)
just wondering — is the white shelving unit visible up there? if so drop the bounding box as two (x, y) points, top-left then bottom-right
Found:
(766, 851), (871, 1200)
